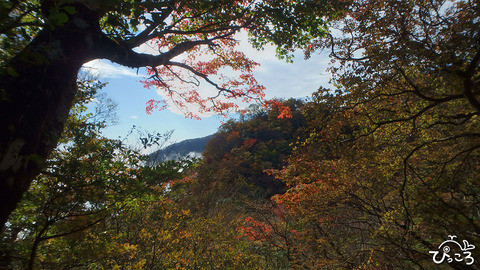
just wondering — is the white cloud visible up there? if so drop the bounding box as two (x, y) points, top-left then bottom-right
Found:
(236, 31), (279, 64)
(234, 30), (333, 99)
(149, 46), (332, 117)
(86, 30), (333, 117)
(154, 85), (221, 118)
(134, 41), (162, 56)
(130, 115), (139, 119)
(81, 60), (144, 78)
(254, 51), (332, 99)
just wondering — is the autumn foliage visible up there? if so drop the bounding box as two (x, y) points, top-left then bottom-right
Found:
(2, 0), (480, 269)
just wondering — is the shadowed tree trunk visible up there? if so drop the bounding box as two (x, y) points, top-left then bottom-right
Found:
(0, 3), (99, 231)
(0, 1), (213, 231)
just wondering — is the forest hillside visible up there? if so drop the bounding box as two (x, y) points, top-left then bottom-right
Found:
(1, 0), (479, 269)
(3, 87), (480, 268)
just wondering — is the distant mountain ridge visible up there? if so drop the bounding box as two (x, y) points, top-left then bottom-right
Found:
(149, 135), (214, 163)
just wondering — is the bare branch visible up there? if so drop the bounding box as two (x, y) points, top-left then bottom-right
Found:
(167, 61), (234, 96)
(328, 33), (368, 61)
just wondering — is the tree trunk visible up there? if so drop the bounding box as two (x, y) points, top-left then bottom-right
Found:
(0, 2), (190, 231)
(0, 4), (100, 231)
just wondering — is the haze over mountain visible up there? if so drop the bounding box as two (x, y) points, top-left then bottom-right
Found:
(149, 135), (214, 163)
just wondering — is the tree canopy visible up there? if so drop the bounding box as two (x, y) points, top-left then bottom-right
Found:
(0, 0), (348, 229)
(241, 0), (480, 268)
(2, 0), (480, 268)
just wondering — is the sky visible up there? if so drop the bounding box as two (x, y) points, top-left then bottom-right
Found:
(81, 33), (332, 149)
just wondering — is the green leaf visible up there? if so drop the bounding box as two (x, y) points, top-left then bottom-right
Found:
(0, 0), (13, 9)
(6, 67), (19, 77)
(49, 12), (69, 26)
(55, 12), (69, 24)
(63, 6), (77, 15)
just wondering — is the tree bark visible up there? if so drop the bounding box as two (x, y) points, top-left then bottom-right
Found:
(0, 1), (213, 231)
(0, 3), (100, 231)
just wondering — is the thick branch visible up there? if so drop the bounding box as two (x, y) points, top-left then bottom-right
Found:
(96, 33), (214, 68)
(39, 216), (106, 242)
(396, 67), (464, 103)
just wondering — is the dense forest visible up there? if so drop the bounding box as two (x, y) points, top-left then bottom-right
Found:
(1, 0), (480, 269)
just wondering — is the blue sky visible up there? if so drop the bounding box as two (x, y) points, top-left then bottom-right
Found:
(81, 35), (332, 149)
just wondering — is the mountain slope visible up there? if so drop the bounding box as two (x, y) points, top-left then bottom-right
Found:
(149, 135), (214, 163)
